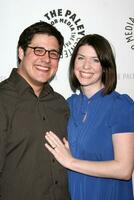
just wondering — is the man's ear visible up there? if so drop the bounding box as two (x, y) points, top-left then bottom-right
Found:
(18, 47), (24, 61)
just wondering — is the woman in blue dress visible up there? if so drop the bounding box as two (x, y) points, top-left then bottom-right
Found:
(45, 34), (134, 200)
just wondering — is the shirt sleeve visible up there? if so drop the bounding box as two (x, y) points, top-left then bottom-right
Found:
(110, 94), (134, 134)
(0, 103), (7, 173)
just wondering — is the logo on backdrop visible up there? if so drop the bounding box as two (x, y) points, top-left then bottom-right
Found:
(124, 16), (134, 50)
(43, 9), (85, 58)
(118, 16), (134, 82)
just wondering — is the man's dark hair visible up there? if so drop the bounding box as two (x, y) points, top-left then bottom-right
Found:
(17, 21), (64, 64)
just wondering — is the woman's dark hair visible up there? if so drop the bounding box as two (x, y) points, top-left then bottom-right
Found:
(69, 34), (117, 95)
(17, 21), (64, 64)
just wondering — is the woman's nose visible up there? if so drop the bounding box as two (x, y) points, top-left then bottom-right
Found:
(83, 60), (91, 69)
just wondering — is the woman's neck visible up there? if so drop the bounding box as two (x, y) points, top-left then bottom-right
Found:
(81, 84), (104, 98)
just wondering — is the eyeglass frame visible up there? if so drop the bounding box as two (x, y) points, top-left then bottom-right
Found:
(27, 46), (61, 59)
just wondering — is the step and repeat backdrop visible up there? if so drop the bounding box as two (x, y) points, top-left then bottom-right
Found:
(0, 0), (134, 191)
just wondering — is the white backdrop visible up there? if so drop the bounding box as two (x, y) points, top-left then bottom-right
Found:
(0, 0), (134, 192)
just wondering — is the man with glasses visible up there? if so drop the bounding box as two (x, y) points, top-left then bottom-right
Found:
(0, 21), (70, 200)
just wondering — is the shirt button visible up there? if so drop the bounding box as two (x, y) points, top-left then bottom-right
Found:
(42, 116), (46, 120)
(52, 158), (55, 163)
(54, 180), (58, 184)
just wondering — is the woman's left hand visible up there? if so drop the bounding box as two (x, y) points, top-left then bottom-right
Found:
(45, 131), (74, 168)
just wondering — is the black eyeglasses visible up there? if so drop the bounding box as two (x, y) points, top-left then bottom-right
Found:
(27, 46), (60, 59)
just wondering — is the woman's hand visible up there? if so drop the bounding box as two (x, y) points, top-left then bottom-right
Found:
(45, 131), (74, 169)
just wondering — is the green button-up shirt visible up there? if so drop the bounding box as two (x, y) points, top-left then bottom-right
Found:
(0, 68), (70, 200)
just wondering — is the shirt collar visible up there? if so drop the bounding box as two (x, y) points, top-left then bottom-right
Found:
(80, 88), (104, 101)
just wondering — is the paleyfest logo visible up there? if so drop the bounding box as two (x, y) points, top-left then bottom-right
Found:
(125, 16), (134, 50)
(43, 9), (85, 58)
